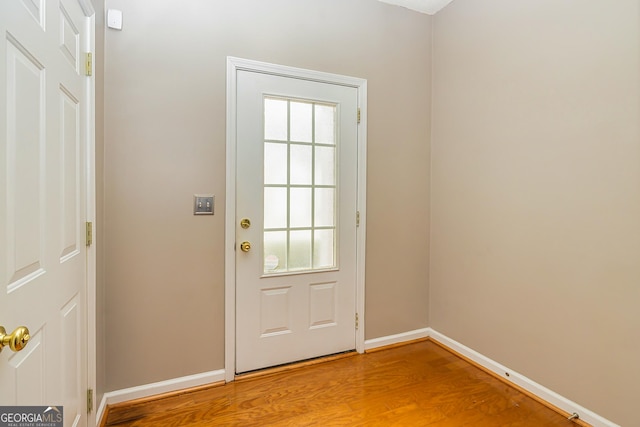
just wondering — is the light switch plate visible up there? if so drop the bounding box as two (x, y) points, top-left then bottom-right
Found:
(194, 195), (214, 215)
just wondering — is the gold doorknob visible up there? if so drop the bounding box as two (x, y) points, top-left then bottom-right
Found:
(0, 326), (30, 353)
(240, 241), (251, 252)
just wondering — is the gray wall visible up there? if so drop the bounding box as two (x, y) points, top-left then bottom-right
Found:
(102, 0), (432, 392)
(430, 1), (640, 425)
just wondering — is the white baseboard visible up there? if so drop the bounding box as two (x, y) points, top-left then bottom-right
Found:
(96, 369), (225, 425)
(427, 329), (619, 427)
(365, 328), (618, 427)
(96, 330), (619, 427)
(364, 327), (430, 350)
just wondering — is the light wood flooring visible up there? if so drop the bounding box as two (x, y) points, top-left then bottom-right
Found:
(104, 340), (585, 426)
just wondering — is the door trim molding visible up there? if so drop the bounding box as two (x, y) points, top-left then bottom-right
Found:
(225, 57), (367, 382)
(82, 6), (96, 427)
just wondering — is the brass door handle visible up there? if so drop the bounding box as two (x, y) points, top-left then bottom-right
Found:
(0, 326), (30, 353)
(240, 241), (251, 252)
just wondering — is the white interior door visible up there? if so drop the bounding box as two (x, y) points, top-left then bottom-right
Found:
(0, 0), (90, 425)
(235, 69), (359, 373)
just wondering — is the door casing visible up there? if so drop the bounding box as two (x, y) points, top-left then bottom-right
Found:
(225, 57), (367, 382)
(83, 3), (97, 425)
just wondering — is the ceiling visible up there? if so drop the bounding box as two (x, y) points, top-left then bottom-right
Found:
(378, 0), (454, 15)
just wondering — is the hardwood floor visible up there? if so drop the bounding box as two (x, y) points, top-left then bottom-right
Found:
(104, 340), (584, 426)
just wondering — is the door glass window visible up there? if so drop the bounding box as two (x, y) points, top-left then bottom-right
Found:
(263, 96), (337, 274)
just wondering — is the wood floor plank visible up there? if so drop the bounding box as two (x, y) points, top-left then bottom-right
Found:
(105, 340), (584, 426)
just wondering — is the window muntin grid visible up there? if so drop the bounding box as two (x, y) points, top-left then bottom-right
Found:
(263, 97), (337, 274)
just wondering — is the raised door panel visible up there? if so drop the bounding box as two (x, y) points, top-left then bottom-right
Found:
(8, 331), (45, 405)
(59, 87), (80, 262)
(5, 37), (46, 292)
(61, 296), (81, 426)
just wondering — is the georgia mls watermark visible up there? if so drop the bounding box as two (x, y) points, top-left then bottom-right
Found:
(0, 406), (63, 427)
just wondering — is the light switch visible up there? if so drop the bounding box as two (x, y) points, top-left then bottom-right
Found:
(194, 195), (214, 215)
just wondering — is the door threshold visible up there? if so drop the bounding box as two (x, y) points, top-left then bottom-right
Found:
(234, 350), (357, 382)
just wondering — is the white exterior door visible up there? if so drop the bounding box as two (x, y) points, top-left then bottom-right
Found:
(235, 69), (359, 373)
(0, 0), (92, 425)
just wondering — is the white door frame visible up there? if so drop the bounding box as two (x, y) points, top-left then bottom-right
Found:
(79, 0), (97, 424)
(78, 0), (97, 424)
(225, 57), (367, 382)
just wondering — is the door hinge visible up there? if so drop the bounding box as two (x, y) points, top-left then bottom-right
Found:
(355, 313), (359, 330)
(85, 52), (92, 76)
(86, 222), (93, 246)
(357, 108), (361, 124)
(356, 211), (360, 227)
(87, 388), (93, 414)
